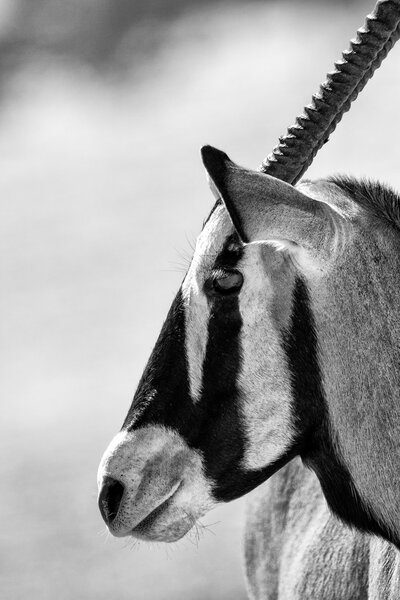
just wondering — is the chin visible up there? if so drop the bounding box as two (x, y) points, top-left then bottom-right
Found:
(115, 500), (203, 543)
(131, 513), (195, 543)
(107, 490), (214, 543)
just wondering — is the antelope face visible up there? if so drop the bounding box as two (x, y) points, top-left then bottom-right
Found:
(97, 147), (358, 542)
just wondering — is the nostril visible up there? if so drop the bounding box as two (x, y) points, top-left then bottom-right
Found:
(98, 476), (125, 525)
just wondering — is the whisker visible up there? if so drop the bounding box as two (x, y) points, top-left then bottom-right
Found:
(184, 232), (196, 254)
(97, 527), (112, 544)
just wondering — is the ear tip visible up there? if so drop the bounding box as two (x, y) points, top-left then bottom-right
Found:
(200, 145), (231, 173)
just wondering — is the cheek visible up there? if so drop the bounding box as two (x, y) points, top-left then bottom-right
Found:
(238, 286), (296, 470)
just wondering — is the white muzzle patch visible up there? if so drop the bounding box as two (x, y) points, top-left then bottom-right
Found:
(97, 425), (215, 542)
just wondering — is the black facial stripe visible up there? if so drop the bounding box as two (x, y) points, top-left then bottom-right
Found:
(123, 289), (192, 432)
(123, 233), (245, 441)
(287, 279), (400, 548)
(282, 277), (323, 448)
(195, 235), (245, 495)
(199, 235), (297, 501)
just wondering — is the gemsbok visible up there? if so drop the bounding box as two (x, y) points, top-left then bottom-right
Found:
(98, 0), (400, 597)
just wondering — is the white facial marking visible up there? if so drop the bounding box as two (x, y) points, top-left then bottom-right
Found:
(181, 274), (209, 403)
(182, 204), (234, 403)
(237, 243), (296, 469)
(98, 425), (215, 542)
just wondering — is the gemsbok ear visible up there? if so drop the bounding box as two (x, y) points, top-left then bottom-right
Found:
(201, 145), (335, 259)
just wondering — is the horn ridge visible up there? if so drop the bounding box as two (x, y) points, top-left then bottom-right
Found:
(261, 0), (400, 184)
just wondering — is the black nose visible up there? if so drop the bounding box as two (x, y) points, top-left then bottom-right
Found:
(98, 476), (125, 525)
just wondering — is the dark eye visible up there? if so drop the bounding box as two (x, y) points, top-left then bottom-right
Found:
(212, 269), (244, 294)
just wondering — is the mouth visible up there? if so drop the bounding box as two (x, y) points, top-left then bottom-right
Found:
(130, 481), (184, 540)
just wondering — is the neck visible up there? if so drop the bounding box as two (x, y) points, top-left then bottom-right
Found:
(306, 246), (400, 546)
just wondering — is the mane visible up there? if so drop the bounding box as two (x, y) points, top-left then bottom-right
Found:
(328, 175), (400, 231)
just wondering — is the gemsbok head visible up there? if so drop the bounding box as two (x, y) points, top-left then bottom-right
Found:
(98, 0), (400, 550)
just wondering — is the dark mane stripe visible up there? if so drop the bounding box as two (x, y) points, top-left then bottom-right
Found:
(329, 175), (400, 231)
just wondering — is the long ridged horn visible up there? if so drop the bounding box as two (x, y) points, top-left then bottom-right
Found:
(261, 0), (400, 184)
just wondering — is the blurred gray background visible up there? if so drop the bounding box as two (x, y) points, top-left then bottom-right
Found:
(1, 1), (400, 599)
